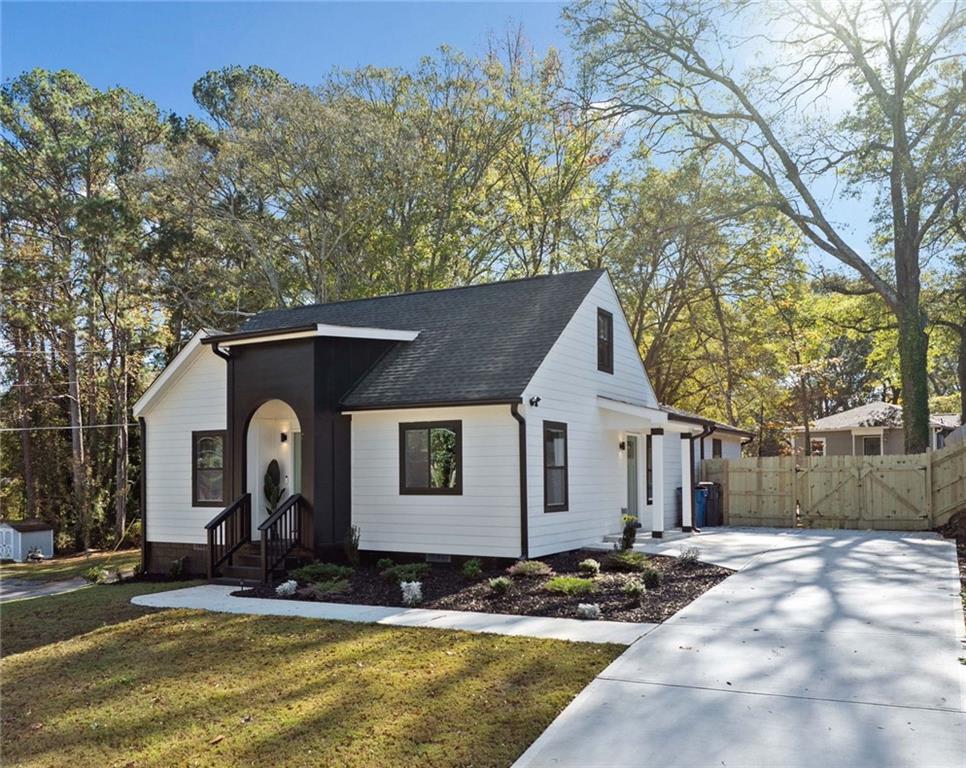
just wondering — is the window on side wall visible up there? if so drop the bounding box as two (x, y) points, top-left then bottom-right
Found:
(809, 437), (826, 457)
(597, 308), (613, 373)
(544, 421), (569, 512)
(712, 438), (723, 458)
(399, 421), (462, 494)
(192, 430), (226, 507)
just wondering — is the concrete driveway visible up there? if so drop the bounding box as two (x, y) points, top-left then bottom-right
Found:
(0, 577), (89, 603)
(515, 529), (966, 768)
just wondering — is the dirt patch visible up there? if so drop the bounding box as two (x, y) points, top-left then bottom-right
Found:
(234, 548), (732, 623)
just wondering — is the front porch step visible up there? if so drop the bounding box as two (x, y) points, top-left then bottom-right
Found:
(602, 529), (693, 544)
(219, 564), (262, 582)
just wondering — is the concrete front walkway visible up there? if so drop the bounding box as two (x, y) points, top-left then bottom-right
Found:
(131, 584), (656, 645)
(516, 529), (966, 768)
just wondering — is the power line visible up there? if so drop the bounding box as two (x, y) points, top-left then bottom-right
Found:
(0, 422), (138, 433)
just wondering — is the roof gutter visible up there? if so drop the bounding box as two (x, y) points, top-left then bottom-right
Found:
(510, 402), (528, 560)
(666, 411), (754, 440)
(695, 424), (715, 461)
(203, 325), (319, 346)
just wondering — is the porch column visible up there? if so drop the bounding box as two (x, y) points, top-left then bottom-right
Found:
(681, 433), (693, 531)
(650, 428), (664, 538)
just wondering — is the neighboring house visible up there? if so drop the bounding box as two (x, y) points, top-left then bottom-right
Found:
(0, 519), (54, 562)
(133, 270), (715, 580)
(945, 423), (966, 447)
(789, 401), (961, 456)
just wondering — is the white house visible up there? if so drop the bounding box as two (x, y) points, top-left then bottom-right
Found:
(0, 519), (54, 562)
(133, 269), (734, 580)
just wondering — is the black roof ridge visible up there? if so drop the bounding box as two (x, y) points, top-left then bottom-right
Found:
(254, 268), (607, 317)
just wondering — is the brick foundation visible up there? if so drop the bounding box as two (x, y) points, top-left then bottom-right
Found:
(146, 541), (209, 577)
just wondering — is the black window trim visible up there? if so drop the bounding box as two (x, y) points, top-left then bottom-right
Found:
(398, 420), (463, 495)
(543, 420), (569, 513)
(597, 307), (614, 374)
(192, 429), (227, 507)
(712, 437), (723, 459)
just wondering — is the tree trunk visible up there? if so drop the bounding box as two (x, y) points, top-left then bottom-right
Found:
(896, 302), (931, 454)
(957, 323), (966, 426)
(13, 327), (37, 519)
(64, 328), (90, 549)
(114, 346), (129, 540)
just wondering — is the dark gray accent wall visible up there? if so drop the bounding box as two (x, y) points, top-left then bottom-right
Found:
(228, 336), (395, 553)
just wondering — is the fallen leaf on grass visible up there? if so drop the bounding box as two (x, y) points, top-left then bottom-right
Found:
(210, 735), (225, 745)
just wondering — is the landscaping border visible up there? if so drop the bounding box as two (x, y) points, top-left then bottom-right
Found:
(131, 584), (656, 644)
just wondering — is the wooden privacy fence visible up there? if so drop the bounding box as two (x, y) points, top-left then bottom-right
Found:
(701, 441), (966, 531)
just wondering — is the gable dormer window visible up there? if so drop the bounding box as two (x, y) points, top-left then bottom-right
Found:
(597, 308), (613, 373)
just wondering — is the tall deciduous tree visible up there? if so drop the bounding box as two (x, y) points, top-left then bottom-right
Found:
(567, 0), (966, 451)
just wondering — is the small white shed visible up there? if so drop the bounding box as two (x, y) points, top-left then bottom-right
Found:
(0, 519), (55, 562)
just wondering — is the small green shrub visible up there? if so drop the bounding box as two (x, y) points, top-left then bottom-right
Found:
(461, 558), (483, 580)
(310, 578), (350, 597)
(291, 562), (354, 585)
(603, 550), (649, 572)
(381, 562), (431, 583)
(488, 576), (512, 594)
(622, 579), (646, 601)
(168, 556), (187, 579)
(621, 514), (639, 550)
(375, 557), (395, 571)
(344, 524), (361, 566)
(544, 576), (596, 596)
(507, 559), (553, 578)
(83, 566), (109, 584)
(641, 565), (662, 588)
(578, 558), (601, 576)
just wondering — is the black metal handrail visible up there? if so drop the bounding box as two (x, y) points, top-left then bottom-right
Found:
(205, 493), (251, 579)
(258, 493), (311, 583)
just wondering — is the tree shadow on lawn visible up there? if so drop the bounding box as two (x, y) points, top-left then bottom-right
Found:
(2, 608), (620, 768)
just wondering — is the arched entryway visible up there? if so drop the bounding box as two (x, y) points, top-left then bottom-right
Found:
(246, 399), (302, 535)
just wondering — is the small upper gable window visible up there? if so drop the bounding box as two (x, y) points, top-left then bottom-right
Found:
(597, 308), (613, 374)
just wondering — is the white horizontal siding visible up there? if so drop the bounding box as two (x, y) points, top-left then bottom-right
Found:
(351, 405), (521, 557)
(143, 348), (226, 545)
(524, 273), (659, 556)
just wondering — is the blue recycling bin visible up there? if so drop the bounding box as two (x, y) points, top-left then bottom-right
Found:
(694, 486), (709, 528)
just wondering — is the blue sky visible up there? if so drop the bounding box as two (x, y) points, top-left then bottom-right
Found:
(2, 1), (568, 117)
(2, 1), (876, 267)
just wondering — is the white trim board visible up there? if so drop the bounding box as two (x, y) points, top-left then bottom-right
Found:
(218, 323), (420, 347)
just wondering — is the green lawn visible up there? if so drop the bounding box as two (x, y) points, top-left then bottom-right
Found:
(0, 548), (141, 582)
(1, 580), (199, 656)
(1, 583), (620, 767)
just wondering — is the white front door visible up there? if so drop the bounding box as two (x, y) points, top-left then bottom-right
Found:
(626, 435), (639, 519)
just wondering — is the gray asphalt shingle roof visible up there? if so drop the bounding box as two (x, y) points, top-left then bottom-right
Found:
(808, 401), (960, 431)
(240, 269), (606, 408)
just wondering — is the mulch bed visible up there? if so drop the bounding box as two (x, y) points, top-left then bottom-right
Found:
(233, 548), (732, 624)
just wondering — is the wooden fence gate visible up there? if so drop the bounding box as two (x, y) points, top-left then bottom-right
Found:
(702, 442), (966, 531)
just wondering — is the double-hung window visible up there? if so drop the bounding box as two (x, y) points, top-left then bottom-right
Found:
(543, 421), (569, 512)
(399, 421), (462, 494)
(597, 308), (614, 373)
(192, 430), (226, 506)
